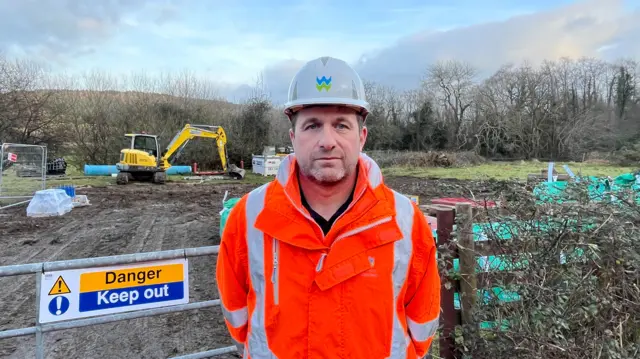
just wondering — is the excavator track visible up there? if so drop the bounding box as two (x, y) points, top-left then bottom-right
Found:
(152, 171), (167, 184)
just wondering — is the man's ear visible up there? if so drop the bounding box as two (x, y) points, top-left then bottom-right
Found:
(289, 128), (295, 144)
(359, 126), (368, 151)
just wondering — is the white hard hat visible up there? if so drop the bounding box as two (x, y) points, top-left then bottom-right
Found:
(283, 56), (370, 119)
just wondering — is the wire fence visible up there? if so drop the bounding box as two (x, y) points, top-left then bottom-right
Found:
(0, 143), (47, 209)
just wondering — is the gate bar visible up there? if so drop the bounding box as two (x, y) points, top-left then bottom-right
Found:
(40, 299), (222, 333)
(171, 346), (238, 359)
(0, 246), (220, 277)
(0, 327), (36, 340)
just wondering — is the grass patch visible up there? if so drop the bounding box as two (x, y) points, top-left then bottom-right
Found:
(1, 163), (271, 195)
(4, 160), (634, 194)
(382, 161), (638, 180)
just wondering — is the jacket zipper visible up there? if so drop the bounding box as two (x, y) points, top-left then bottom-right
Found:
(316, 253), (327, 272)
(271, 239), (279, 305)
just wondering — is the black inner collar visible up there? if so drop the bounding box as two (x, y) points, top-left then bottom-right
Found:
(298, 165), (358, 235)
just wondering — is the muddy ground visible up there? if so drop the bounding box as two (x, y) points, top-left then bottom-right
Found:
(0, 176), (509, 359)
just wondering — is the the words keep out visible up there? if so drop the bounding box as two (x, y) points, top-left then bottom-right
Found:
(97, 284), (170, 305)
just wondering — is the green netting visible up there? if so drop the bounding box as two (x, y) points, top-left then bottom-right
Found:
(432, 214), (597, 326)
(533, 172), (640, 204)
(433, 218), (595, 274)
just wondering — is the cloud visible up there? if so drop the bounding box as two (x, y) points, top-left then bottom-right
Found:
(0, 0), (159, 63)
(1, 0), (639, 106)
(256, 0), (640, 105)
(357, 0), (639, 86)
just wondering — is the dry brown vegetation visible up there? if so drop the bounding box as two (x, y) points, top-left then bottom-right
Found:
(437, 181), (640, 359)
(366, 150), (487, 168)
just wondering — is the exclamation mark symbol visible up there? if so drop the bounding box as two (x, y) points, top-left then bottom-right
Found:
(55, 296), (62, 315)
(57, 280), (62, 293)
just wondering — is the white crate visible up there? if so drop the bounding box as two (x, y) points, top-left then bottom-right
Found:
(252, 155), (282, 176)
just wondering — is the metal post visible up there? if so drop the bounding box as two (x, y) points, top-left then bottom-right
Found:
(41, 146), (47, 190)
(35, 270), (44, 359)
(0, 143), (4, 196)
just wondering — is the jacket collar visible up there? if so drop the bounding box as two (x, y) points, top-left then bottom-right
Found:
(254, 153), (395, 250)
(274, 152), (385, 211)
(274, 152), (384, 193)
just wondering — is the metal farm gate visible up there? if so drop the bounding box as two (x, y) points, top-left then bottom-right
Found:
(0, 246), (237, 359)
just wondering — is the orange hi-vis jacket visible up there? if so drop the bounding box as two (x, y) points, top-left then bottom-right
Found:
(216, 153), (441, 359)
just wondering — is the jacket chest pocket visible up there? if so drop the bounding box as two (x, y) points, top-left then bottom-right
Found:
(314, 251), (373, 291)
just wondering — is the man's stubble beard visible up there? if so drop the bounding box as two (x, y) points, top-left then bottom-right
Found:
(299, 159), (357, 185)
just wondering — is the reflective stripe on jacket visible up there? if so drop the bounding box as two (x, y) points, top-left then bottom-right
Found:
(216, 153), (440, 359)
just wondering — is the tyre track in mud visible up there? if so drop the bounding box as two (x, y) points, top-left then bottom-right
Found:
(0, 216), (87, 359)
(0, 218), (83, 327)
(132, 215), (157, 253)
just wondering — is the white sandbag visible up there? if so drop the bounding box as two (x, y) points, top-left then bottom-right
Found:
(26, 189), (73, 217)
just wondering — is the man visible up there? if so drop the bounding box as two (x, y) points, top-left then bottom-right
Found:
(216, 56), (440, 359)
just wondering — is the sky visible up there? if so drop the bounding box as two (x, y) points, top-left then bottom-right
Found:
(1, 0), (639, 104)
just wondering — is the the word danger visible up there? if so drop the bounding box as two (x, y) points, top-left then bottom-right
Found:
(105, 269), (162, 285)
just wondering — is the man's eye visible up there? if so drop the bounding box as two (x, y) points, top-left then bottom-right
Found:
(336, 124), (348, 129)
(305, 124), (317, 130)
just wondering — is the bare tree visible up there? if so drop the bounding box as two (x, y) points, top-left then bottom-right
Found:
(423, 59), (478, 149)
(0, 55), (71, 154)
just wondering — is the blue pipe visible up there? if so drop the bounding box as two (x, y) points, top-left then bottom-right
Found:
(83, 165), (192, 176)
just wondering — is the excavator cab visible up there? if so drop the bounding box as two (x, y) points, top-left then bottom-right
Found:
(129, 134), (159, 158)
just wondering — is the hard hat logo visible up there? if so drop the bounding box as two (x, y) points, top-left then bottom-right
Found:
(315, 76), (332, 92)
(284, 56), (370, 118)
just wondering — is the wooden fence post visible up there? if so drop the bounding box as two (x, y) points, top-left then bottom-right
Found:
(456, 203), (477, 329)
(436, 208), (457, 359)
(498, 193), (509, 216)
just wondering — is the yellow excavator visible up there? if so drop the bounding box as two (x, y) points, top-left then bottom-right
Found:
(115, 124), (245, 185)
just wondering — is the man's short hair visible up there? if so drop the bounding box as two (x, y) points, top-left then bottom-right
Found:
(290, 110), (365, 132)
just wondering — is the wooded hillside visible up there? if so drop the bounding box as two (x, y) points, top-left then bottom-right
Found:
(1, 54), (639, 168)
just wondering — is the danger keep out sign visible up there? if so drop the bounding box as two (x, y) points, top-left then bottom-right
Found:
(38, 258), (189, 324)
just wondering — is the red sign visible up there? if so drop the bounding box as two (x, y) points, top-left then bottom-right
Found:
(7, 152), (17, 162)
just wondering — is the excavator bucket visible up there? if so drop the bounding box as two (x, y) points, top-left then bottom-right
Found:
(228, 164), (246, 180)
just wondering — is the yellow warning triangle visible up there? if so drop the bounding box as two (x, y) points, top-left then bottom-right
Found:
(48, 276), (71, 295)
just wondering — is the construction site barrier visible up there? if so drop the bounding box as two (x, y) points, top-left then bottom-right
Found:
(0, 143), (47, 209)
(0, 246), (236, 359)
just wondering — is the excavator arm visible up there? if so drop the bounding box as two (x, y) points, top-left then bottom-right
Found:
(159, 124), (244, 179)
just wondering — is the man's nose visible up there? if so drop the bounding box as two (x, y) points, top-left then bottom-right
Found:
(318, 125), (337, 149)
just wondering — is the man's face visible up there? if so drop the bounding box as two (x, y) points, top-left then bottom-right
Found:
(289, 105), (367, 184)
